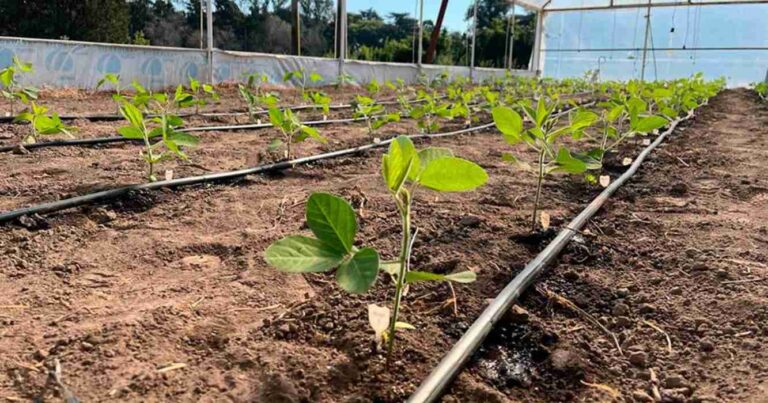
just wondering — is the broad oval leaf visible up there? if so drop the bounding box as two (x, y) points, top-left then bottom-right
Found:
(336, 248), (379, 294)
(408, 147), (453, 181)
(117, 126), (144, 140)
(418, 157), (488, 192)
(382, 135), (418, 192)
(264, 235), (344, 273)
(306, 192), (357, 254)
(546, 147), (588, 174)
(633, 115), (668, 133)
(491, 106), (523, 144)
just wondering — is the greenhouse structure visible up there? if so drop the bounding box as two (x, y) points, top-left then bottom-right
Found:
(0, 0), (767, 402)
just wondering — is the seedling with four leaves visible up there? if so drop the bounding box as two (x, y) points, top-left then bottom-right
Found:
(283, 69), (323, 101)
(352, 95), (400, 137)
(264, 135), (487, 358)
(267, 107), (327, 158)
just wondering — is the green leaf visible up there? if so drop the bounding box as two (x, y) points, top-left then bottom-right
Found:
(168, 131), (199, 147)
(379, 260), (400, 276)
(264, 235), (345, 273)
(336, 248), (379, 294)
(492, 106), (523, 145)
(306, 192), (357, 254)
(632, 115), (668, 133)
(382, 135), (418, 192)
(418, 157), (488, 192)
(117, 126), (145, 139)
(405, 270), (476, 284)
(501, 152), (532, 171)
(408, 147), (453, 181)
(547, 147), (588, 174)
(300, 125), (327, 143)
(120, 103), (144, 128)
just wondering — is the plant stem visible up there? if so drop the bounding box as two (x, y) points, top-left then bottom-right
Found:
(387, 200), (411, 362)
(532, 148), (546, 232)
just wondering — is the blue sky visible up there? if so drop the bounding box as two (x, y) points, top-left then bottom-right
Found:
(348, 0), (475, 32)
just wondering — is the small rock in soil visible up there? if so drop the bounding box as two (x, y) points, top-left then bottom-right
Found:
(615, 316), (634, 328)
(459, 215), (482, 228)
(549, 348), (585, 376)
(638, 303), (656, 314)
(506, 305), (530, 324)
(665, 375), (688, 388)
(613, 302), (631, 316)
(670, 286), (683, 295)
(616, 288), (630, 298)
(633, 390), (654, 402)
(691, 262), (709, 272)
(563, 270), (580, 281)
(628, 351), (648, 367)
(699, 339), (715, 352)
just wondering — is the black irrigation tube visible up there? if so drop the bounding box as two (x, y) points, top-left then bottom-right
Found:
(0, 123), (494, 224)
(0, 98), (595, 222)
(0, 96), (596, 153)
(0, 95), (433, 123)
(0, 116), (369, 153)
(407, 105), (702, 403)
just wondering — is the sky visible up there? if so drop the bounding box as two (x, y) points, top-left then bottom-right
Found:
(542, 4), (768, 86)
(347, 0), (476, 32)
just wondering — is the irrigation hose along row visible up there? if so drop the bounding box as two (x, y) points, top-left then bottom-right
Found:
(0, 99), (595, 153)
(407, 107), (700, 403)
(0, 116), (369, 153)
(0, 123), (495, 224)
(0, 94), (435, 123)
(0, 99), (592, 220)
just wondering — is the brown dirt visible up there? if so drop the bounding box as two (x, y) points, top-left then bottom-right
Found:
(0, 89), (765, 402)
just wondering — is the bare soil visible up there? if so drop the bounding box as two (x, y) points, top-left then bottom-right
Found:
(0, 89), (765, 402)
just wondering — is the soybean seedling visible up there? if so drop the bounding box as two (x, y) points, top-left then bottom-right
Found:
(352, 95), (400, 137)
(264, 135), (486, 358)
(283, 69), (323, 101)
(96, 73), (124, 114)
(409, 91), (454, 134)
(379, 135), (487, 356)
(238, 73), (279, 123)
(592, 97), (668, 163)
(307, 90), (332, 118)
(117, 90), (199, 182)
(187, 77), (220, 115)
(754, 82), (767, 101)
(267, 107), (326, 159)
(492, 98), (601, 231)
(0, 56), (38, 115)
(14, 102), (75, 145)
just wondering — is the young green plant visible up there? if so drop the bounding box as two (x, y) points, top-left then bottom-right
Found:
(267, 107), (327, 158)
(264, 135), (487, 358)
(238, 73), (279, 123)
(283, 69), (323, 101)
(117, 90), (199, 181)
(96, 73), (124, 114)
(0, 56), (38, 115)
(187, 77), (220, 115)
(352, 95), (400, 137)
(492, 99), (601, 231)
(14, 102), (76, 145)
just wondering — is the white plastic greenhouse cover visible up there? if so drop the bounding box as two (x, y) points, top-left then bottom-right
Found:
(539, 3), (768, 86)
(516, 0), (768, 12)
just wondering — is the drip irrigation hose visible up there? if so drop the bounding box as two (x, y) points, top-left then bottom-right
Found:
(0, 123), (494, 224)
(0, 116), (369, 153)
(0, 99), (594, 222)
(0, 94), (437, 123)
(0, 98), (596, 154)
(407, 108), (699, 403)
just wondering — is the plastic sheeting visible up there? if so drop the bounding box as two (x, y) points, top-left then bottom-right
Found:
(0, 36), (530, 90)
(541, 4), (768, 86)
